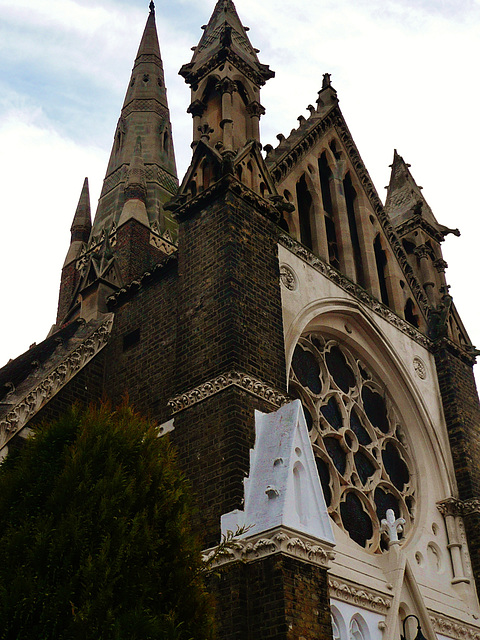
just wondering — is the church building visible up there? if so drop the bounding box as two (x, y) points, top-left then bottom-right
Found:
(1, 2), (480, 639)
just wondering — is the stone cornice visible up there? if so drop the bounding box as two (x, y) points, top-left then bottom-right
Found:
(202, 526), (335, 570)
(394, 215), (445, 243)
(180, 48), (273, 89)
(328, 577), (392, 614)
(431, 614), (480, 640)
(168, 174), (280, 223)
(107, 254), (177, 309)
(431, 336), (477, 366)
(279, 234), (431, 350)
(168, 370), (289, 414)
(0, 316), (114, 452)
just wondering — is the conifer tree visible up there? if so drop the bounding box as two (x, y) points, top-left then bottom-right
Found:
(0, 403), (215, 640)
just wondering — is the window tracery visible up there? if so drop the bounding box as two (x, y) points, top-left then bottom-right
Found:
(289, 333), (416, 553)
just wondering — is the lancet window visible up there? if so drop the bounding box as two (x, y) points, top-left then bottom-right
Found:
(289, 334), (415, 553)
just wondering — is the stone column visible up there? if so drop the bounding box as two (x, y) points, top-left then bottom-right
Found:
(356, 192), (381, 298)
(330, 164), (356, 281)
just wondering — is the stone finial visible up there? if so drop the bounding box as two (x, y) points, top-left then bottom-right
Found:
(149, 1), (155, 14)
(322, 72), (332, 89)
(381, 509), (405, 546)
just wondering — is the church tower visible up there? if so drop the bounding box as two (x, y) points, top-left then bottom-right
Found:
(1, 2), (480, 640)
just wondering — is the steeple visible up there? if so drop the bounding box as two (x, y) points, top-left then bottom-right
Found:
(91, 3), (178, 238)
(176, 0), (283, 204)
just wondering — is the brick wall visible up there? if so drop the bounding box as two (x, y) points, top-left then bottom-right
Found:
(208, 554), (331, 640)
(175, 187), (287, 394)
(433, 339), (480, 590)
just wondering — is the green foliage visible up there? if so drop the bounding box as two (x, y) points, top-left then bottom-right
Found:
(0, 403), (215, 640)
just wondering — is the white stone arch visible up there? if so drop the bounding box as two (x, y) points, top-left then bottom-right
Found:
(284, 295), (457, 553)
(350, 613), (370, 640)
(331, 603), (348, 640)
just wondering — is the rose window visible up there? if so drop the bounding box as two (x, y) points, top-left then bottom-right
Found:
(289, 334), (415, 552)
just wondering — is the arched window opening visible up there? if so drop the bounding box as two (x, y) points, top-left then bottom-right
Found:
(318, 153), (339, 268)
(188, 180), (197, 198)
(260, 182), (267, 197)
(296, 174), (314, 250)
(163, 129), (169, 152)
(278, 214), (290, 232)
(374, 234), (390, 306)
(202, 158), (215, 190)
(402, 239), (415, 255)
(344, 172), (365, 287)
(318, 153), (333, 215)
(404, 298), (419, 328)
(236, 165), (243, 180)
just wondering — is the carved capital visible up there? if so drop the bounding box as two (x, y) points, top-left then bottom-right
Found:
(215, 77), (237, 95)
(437, 497), (480, 517)
(187, 99), (207, 118)
(437, 498), (463, 517)
(413, 243), (431, 260)
(246, 101), (266, 118)
(434, 258), (448, 273)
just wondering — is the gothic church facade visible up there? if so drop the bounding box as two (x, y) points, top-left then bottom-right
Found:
(1, 2), (480, 639)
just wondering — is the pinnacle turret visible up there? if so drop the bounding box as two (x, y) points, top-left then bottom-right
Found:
(385, 150), (458, 239)
(180, 0), (273, 86)
(64, 178), (92, 267)
(91, 4), (178, 238)
(118, 137), (149, 227)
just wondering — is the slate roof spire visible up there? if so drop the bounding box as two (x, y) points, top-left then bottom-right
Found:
(91, 4), (178, 237)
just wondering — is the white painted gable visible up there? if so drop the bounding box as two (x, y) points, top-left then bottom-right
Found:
(221, 399), (335, 544)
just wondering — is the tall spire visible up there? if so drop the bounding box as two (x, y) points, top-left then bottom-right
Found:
(91, 4), (178, 238)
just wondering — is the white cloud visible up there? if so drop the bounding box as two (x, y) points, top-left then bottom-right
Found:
(0, 0), (479, 381)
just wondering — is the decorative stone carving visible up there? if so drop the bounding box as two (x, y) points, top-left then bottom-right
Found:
(431, 615), (480, 640)
(149, 231), (177, 255)
(202, 526), (335, 570)
(413, 356), (427, 380)
(434, 258), (448, 273)
(438, 498), (480, 517)
(328, 578), (392, 614)
(0, 316), (114, 451)
(280, 264), (297, 291)
(168, 370), (290, 414)
(279, 234), (431, 350)
(246, 101), (266, 118)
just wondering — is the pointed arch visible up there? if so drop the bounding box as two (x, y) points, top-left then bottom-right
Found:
(374, 234), (390, 306)
(318, 152), (339, 269)
(296, 173), (314, 250)
(343, 171), (365, 287)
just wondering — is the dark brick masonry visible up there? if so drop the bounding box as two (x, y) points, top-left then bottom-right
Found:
(433, 338), (480, 592)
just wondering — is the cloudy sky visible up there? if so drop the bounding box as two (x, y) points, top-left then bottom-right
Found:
(1, 0), (479, 381)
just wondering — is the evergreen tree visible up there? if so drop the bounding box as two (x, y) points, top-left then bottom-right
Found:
(0, 403), (215, 640)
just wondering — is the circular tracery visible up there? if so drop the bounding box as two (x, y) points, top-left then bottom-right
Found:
(289, 334), (416, 553)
